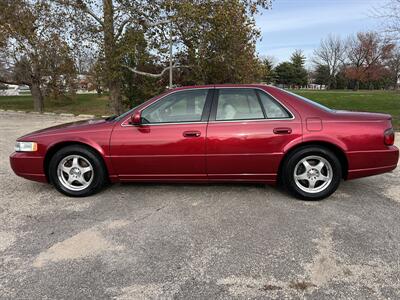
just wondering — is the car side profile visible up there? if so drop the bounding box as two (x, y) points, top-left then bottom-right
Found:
(10, 84), (399, 200)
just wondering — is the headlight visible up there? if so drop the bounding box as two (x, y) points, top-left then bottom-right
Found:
(15, 142), (38, 152)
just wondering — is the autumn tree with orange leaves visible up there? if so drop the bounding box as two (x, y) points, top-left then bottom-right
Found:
(345, 32), (395, 90)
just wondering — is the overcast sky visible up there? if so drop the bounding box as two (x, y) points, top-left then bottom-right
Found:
(255, 0), (385, 65)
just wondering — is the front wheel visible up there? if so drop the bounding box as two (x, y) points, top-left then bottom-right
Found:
(48, 145), (107, 197)
(282, 146), (342, 200)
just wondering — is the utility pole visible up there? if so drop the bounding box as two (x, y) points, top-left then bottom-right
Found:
(169, 22), (173, 88)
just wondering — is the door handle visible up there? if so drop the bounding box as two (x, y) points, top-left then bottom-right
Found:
(183, 131), (201, 138)
(273, 127), (292, 134)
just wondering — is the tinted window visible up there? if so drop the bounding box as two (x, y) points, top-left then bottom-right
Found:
(258, 91), (291, 119)
(216, 89), (264, 121)
(142, 90), (208, 123)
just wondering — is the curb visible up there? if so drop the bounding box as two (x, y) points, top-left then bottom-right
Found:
(0, 110), (96, 119)
(78, 114), (96, 118)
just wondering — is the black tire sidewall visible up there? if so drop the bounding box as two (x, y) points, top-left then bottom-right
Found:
(48, 145), (106, 197)
(283, 146), (342, 200)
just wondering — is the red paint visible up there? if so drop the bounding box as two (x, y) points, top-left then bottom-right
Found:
(9, 84), (399, 185)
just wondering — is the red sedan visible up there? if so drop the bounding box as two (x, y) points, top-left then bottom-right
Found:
(10, 85), (399, 200)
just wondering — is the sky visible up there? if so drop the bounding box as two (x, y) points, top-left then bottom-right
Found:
(255, 0), (385, 65)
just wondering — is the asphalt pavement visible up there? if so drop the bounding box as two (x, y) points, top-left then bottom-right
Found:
(0, 111), (399, 299)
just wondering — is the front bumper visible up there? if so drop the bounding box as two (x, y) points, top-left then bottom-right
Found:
(9, 152), (47, 183)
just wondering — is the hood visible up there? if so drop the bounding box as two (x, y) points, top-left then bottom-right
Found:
(18, 118), (111, 140)
(333, 110), (392, 121)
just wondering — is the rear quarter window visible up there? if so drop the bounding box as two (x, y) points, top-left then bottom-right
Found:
(257, 90), (292, 119)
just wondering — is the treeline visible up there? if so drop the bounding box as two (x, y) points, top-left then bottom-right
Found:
(1, 1), (399, 115)
(263, 32), (400, 90)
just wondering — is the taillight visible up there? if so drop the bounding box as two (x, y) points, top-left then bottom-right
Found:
(384, 128), (395, 146)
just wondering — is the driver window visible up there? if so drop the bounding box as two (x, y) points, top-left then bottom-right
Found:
(141, 90), (208, 124)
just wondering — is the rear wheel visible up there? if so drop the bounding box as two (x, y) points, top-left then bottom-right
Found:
(49, 145), (106, 197)
(282, 146), (342, 200)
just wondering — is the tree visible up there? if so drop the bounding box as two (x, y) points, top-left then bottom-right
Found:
(275, 62), (295, 87)
(43, 36), (78, 100)
(290, 49), (308, 87)
(55, 0), (162, 114)
(170, 0), (269, 85)
(120, 29), (163, 107)
(88, 59), (106, 95)
(374, 0), (400, 41)
(56, 0), (273, 114)
(387, 46), (400, 89)
(345, 32), (395, 90)
(313, 34), (347, 89)
(0, 0), (76, 112)
(313, 64), (331, 86)
(260, 56), (277, 84)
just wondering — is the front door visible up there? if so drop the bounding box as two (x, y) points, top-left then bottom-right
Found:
(206, 88), (301, 183)
(110, 89), (213, 181)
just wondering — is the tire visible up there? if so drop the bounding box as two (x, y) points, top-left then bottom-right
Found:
(48, 145), (107, 197)
(281, 146), (342, 200)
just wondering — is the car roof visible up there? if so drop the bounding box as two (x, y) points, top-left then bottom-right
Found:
(170, 84), (270, 92)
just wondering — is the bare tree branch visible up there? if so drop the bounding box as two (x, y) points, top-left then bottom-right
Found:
(55, 0), (104, 27)
(115, 19), (130, 40)
(122, 63), (190, 78)
(0, 76), (30, 86)
(372, 0), (400, 41)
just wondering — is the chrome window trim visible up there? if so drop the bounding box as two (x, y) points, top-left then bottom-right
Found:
(121, 121), (208, 127)
(121, 86), (295, 127)
(208, 118), (295, 124)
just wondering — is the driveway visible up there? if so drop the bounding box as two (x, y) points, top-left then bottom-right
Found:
(0, 111), (399, 299)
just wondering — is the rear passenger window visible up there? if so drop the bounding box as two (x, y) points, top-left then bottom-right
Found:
(258, 91), (291, 119)
(216, 89), (264, 121)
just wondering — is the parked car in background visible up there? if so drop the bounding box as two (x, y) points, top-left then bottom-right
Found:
(10, 84), (399, 200)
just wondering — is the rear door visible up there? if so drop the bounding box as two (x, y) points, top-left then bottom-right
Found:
(206, 88), (301, 183)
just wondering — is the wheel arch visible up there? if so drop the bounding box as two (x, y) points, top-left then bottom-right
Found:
(278, 140), (349, 182)
(44, 141), (109, 182)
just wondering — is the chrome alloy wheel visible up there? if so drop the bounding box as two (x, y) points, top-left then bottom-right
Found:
(293, 155), (333, 194)
(57, 155), (93, 191)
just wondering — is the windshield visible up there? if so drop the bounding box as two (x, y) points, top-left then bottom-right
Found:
(282, 90), (333, 112)
(112, 105), (140, 121)
(110, 95), (160, 121)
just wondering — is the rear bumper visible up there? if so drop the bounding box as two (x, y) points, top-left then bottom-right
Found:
(346, 146), (399, 179)
(9, 152), (47, 183)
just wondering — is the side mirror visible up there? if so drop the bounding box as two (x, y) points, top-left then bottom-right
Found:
(131, 111), (142, 125)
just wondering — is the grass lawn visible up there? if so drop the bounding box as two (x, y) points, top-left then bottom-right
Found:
(290, 89), (400, 130)
(0, 93), (113, 116)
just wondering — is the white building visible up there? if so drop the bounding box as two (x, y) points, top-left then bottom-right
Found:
(0, 84), (31, 96)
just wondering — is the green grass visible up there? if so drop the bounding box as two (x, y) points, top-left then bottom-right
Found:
(289, 89), (400, 130)
(0, 93), (113, 116)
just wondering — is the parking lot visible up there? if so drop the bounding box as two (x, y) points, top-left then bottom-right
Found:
(0, 111), (399, 299)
